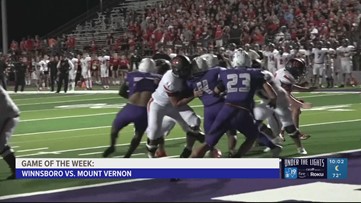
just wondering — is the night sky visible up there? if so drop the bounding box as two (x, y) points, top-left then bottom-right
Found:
(0, 0), (100, 49)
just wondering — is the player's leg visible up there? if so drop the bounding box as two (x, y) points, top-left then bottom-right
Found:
(124, 107), (148, 158)
(346, 62), (352, 86)
(318, 65), (324, 88)
(0, 117), (19, 179)
(170, 106), (204, 158)
(103, 104), (134, 157)
(146, 101), (166, 158)
(234, 110), (262, 158)
(312, 64), (318, 87)
(226, 130), (237, 156)
(155, 116), (177, 157)
(191, 105), (234, 158)
(275, 105), (307, 155)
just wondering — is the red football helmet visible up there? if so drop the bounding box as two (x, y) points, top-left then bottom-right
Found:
(285, 58), (306, 80)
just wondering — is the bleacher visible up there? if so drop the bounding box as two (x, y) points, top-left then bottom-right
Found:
(69, 0), (164, 51)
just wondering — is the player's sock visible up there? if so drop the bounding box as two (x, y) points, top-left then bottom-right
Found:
(179, 147), (192, 158)
(186, 131), (205, 143)
(103, 132), (117, 157)
(146, 138), (158, 158)
(330, 77), (334, 88)
(71, 82), (75, 91)
(124, 137), (142, 158)
(2, 146), (16, 178)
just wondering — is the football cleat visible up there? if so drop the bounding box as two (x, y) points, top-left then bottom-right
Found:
(102, 146), (115, 158)
(180, 147), (192, 158)
(298, 147), (308, 155)
(155, 149), (167, 158)
(263, 147), (271, 153)
(271, 146), (283, 158)
(187, 131), (205, 143)
(205, 148), (222, 158)
(300, 133), (311, 140)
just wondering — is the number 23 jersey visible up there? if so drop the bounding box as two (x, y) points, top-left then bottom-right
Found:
(218, 68), (269, 108)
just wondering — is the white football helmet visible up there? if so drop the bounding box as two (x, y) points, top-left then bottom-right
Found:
(138, 58), (156, 73)
(191, 56), (208, 75)
(200, 54), (219, 68)
(231, 49), (251, 68)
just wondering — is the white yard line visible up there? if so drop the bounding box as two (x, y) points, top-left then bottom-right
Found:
(13, 94), (88, 101)
(17, 97), (119, 106)
(20, 112), (116, 122)
(16, 147), (49, 153)
(113, 153), (145, 158)
(78, 151), (103, 156)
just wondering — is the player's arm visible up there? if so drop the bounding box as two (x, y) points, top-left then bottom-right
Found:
(118, 81), (129, 98)
(68, 60), (74, 71)
(292, 84), (317, 92)
(262, 82), (277, 108)
(168, 91), (194, 107)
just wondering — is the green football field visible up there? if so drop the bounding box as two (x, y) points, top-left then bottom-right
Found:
(0, 90), (360, 197)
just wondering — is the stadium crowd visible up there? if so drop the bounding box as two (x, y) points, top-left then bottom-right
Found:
(0, 0), (360, 92)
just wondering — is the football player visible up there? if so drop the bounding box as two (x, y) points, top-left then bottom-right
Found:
(103, 58), (176, 158)
(99, 52), (110, 89)
(336, 39), (355, 87)
(263, 43), (279, 74)
(325, 42), (336, 88)
(191, 57), (278, 158)
(254, 58), (310, 155)
(274, 59), (316, 141)
(311, 41), (328, 87)
(188, 54), (237, 157)
(69, 53), (79, 91)
(275, 47), (290, 71)
(80, 53), (92, 90)
(146, 55), (205, 158)
(0, 85), (19, 179)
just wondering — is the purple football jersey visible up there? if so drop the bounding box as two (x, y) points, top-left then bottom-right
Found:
(218, 68), (266, 109)
(187, 67), (224, 106)
(126, 72), (161, 96)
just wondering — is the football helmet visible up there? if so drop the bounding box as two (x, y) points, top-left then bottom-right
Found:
(154, 59), (171, 75)
(191, 56), (208, 76)
(231, 49), (251, 68)
(138, 58), (156, 73)
(200, 53), (219, 68)
(285, 58), (306, 80)
(171, 55), (192, 79)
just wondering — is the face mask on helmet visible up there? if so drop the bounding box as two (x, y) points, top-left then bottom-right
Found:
(191, 57), (208, 76)
(155, 59), (171, 75)
(138, 58), (156, 73)
(171, 55), (192, 79)
(200, 54), (219, 68)
(231, 50), (251, 67)
(285, 58), (306, 80)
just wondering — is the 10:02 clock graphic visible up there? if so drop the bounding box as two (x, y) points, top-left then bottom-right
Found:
(327, 158), (348, 179)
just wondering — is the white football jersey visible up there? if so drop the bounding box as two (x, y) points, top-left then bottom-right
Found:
(312, 48), (328, 64)
(257, 70), (288, 104)
(152, 70), (184, 106)
(274, 68), (297, 86)
(275, 52), (290, 69)
(80, 57), (91, 72)
(337, 46), (354, 61)
(71, 58), (79, 67)
(264, 50), (279, 67)
(99, 55), (110, 68)
(39, 59), (49, 72)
